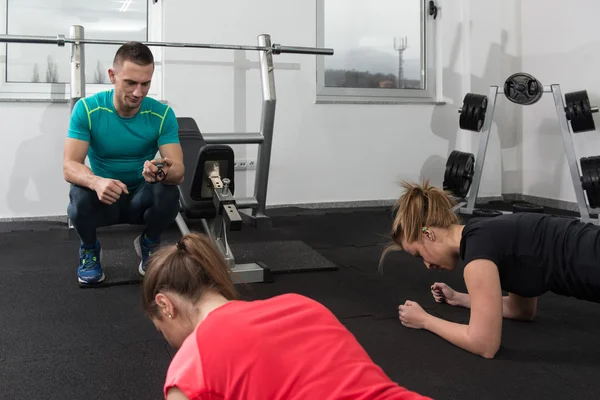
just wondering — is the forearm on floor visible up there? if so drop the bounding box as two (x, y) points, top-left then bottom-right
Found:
(455, 292), (528, 320)
(63, 161), (100, 190)
(423, 314), (496, 358)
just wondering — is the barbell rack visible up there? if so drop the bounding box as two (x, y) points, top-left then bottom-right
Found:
(0, 25), (334, 229)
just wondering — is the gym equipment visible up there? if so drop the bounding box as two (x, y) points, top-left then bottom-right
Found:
(472, 209), (503, 218)
(449, 73), (600, 225)
(565, 90), (597, 133)
(503, 73), (543, 105)
(0, 33), (333, 56)
(26, 24), (333, 275)
(459, 93), (488, 132)
(512, 202), (544, 214)
(8, 25), (333, 232)
(580, 156), (600, 209)
(175, 117), (271, 284)
(443, 150), (475, 198)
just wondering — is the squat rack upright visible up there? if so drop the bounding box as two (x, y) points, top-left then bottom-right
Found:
(0, 26), (334, 229)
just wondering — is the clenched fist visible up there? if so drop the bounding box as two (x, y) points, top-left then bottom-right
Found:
(431, 282), (460, 306)
(93, 178), (129, 205)
(143, 158), (172, 183)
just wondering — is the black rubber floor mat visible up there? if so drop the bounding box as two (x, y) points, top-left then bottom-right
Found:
(0, 341), (171, 400)
(230, 240), (338, 273)
(343, 305), (600, 400)
(237, 268), (388, 320)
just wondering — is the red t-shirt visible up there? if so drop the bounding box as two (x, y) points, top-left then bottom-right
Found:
(163, 293), (431, 400)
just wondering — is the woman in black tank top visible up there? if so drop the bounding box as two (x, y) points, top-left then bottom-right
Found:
(381, 180), (600, 359)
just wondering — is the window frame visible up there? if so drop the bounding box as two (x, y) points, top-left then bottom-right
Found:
(0, 0), (163, 101)
(315, 0), (438, 104)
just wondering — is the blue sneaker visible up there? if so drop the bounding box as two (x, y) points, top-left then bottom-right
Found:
(77, 241), (105, 284)
(134, 234), (160, 276)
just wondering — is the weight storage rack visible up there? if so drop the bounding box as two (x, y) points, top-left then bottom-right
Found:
(444, 73), (600, 225)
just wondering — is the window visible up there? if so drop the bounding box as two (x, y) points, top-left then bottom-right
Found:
(316, 0), (438, 103)
(0, 0), (163, 100)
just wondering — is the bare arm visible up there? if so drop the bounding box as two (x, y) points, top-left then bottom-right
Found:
(159, 143), (185, 185)
(62, 138), (100, 190)
(423, 260), (503, 359)
(452, 291), (537, 321)
(166, 387), (190, 400)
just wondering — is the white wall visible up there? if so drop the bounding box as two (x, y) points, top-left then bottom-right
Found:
(0, 0), (522, 219)
(520, 0), (600, 202)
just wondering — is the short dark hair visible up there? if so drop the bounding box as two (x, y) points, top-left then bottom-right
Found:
(113, 41), (154, 67)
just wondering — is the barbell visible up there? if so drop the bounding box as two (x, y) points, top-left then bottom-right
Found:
(0, 33), (334, 56)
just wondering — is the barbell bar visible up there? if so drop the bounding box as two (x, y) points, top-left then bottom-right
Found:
(0, 33), (334, 56)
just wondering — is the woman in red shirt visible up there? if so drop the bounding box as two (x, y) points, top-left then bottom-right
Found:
(142, 232), (431, 400)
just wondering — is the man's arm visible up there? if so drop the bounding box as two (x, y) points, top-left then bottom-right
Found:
(423, 260), (503, 359)
(63, 138), (100, 190)
(157, 106), (184, 185)
(63, 99), (100, 190)
(453, 291), (537, 321)
(159, 143), (185, 185)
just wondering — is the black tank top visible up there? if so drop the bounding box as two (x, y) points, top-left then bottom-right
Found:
(459, 213), (600, 301)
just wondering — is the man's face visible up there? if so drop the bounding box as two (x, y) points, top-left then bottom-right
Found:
(109, 60), (154, 111)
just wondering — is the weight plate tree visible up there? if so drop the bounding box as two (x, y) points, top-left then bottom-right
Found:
(565, 90), (598, 133)
(459, 93), (488, 132)
(580, 156), (600, 209)
(503, 73), (543, 105)
(443, 150), (475, 198)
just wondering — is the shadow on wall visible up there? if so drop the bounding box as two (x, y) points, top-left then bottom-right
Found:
(7, 103), (69, 215)
(423, 25), (523, 195)
(527, 117), (568, 197)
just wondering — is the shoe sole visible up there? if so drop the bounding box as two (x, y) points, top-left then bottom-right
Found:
(134, 235), (145, 277)
(78, 249), (105, 284)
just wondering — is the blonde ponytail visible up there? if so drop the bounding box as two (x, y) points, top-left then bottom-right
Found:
(379, 180), (458, 271)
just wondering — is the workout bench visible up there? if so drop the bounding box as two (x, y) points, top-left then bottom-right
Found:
(175, 117), (272, 284)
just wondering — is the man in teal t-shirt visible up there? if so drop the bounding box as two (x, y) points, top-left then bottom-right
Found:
(63, 41), (184, 285)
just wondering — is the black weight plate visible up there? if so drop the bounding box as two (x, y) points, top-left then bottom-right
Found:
(590, 157), (600, 209)
(512, 202), (544, 213)
(448, 154), (463, 195)
(444, 151), (475, 198)
(504, 73), (543, 105)
(443, 151), (460, 192)
(459, 93), (488, 132)
(444, 151), (460, 196)
(452, 152), (468, 197)
(565, 90), (596, 133)
(580, 157), (596, 208)
(472, 209), (503, 218)
(459, 153), (475, 197)
(459, 106), (471, 131)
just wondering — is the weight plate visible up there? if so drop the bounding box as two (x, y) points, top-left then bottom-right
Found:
(443, 151), (460, 194)
(443, 150), (475, 198)
(454, 152), (468, 197)
(459, 153), (475, 197)
(512, 202), (544, 213)
(503, 73), (543, 105)
(449, 154), (462, 194)
(459, 93), (488, 132)
(565, 90), (596, 133)
(472, 209), (503, 218)
(444, 157), (455, 188)
(580, 157), (594, 208)
(590, 158), (600, 209)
